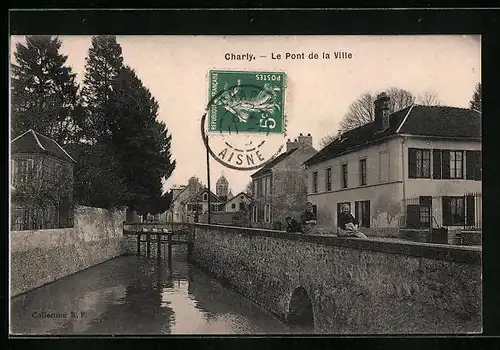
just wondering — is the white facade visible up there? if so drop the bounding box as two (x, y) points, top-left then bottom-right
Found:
(307, 135), (482, 236)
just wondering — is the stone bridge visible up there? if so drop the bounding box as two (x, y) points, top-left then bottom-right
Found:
(189, 223), (481, 334)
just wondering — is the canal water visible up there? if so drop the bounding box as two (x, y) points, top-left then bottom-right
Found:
(10, 249), (293, 335)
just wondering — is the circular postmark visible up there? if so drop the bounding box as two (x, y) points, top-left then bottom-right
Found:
(202, 71), (288, 171)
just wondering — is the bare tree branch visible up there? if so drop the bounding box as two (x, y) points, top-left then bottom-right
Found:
(416, 90), (441, 106)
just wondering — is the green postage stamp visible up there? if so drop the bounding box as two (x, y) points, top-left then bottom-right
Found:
(208, 70), (286, 134)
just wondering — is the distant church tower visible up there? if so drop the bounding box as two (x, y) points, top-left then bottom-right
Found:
(216, 174), (229, 201)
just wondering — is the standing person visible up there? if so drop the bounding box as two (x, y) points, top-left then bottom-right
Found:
(285, 216), (303, 233)
(337, 203), (368, 239)
(301, 202), (317, 234)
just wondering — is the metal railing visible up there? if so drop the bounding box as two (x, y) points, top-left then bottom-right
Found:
(403, 192), (482, 231)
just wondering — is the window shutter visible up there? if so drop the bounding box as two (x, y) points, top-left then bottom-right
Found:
(433, 149), (442, 179)
(442, 197), (452, 226)
(337, 203), (342, 225)
(363, 201), (371, 228)
(406, 205), (420, 228)
(466, 195), (475, 227)
(355, 201), (360, 224)
(465, 151), (474, 180)
(442, 151), (451, 179)
(419, 196), (432, 206)
(466, 151), (482, 181)
(408, 148), (417, 178)
(475, 151), (482, 181)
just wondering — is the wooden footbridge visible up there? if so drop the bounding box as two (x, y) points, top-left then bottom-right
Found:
(123, 222), (193, 260)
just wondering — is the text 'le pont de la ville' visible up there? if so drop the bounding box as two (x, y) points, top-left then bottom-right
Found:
(224, 51), (353, 61)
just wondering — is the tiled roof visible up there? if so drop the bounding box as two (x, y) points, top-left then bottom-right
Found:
(250, 147), (298, 178)
(221, 191), (252, 205)
(304, 105), (481, 166)
(182, 188), (222, 204)
(11, 129), (76, 163)
(397, 105), (481, 137)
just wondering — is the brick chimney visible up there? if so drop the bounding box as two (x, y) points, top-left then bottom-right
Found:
(297, 133), (313, 147)
(374, 92), (391, 131)
(286, 133), (313, 151)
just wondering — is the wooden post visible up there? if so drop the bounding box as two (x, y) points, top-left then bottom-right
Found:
(146, 233), (151, 258)
(168, 229), (172, 261)
(137, 233), (141, 256)
(206, 135), (211, 224)
(157, 233), (161, 260)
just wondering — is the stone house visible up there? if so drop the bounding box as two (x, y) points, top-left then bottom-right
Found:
(250, 133), (318, 229)
(10, 129), (76, 230)
(223, 192), (252, 213)
(183, 187), (224, 222)
(304, 93), (482, 237)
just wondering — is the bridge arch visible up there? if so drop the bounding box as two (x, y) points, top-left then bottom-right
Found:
(286, 287), (315, 331)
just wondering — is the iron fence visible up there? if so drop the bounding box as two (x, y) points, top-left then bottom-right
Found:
(403, 192), (482, 231)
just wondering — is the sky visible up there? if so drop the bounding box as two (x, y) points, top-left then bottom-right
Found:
(9, 35), (481, 194)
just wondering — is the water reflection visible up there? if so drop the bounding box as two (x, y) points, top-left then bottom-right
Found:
(11, 250), (290, 335)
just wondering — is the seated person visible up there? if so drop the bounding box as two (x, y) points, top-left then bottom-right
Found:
(337, 204), (368, 239)
(285, 216), (303, 233)
(301, 202), (317, 234)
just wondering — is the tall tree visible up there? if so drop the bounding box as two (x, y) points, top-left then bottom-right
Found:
(339, 88), (416, 133)
(319, 131), (340, 149)
(11, 35), (81, 144)
(416, 90), (441, 106)
(68, 142), (129, 209)
(469, 83), (482, 113)
(107, 66), (176, 214)
(80, 35), (124, 143)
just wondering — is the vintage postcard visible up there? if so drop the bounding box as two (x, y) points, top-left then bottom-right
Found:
(9, 34), (481, 335)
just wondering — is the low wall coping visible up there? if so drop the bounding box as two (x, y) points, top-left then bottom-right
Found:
(193, 223), (481, 265)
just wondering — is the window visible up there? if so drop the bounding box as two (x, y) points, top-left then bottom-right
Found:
(203, 192), (208, 201)
(359, 159), (367, 186)
(312, 171), (318, 193)
(326, 168), (332, 191)
(263, 177), (268, 195)
(253, 181), (258, 197)
(264, 204), (271, 223)
(341, 163), (348, 188)
(258, 204), (264, 221)
(419, 196), (432, 227)
(260, 178), (265, 197)
(434, 149), (468, 180)
(231, 203), (236, 209)
(466, 150), (482, 181)
(252, 206), (257, 223)
(239, 202), (245, 211)
(408, 148), (431, 178)
(449, 151), (463, 179)
(379, 151), (390, 182)
(442, 196), (465, 226)
(355, 200), (370, 228)
(14, 158), (34, 184)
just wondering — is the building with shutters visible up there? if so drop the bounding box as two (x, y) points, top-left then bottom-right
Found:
(304, 92), (482, 237)
(10, 129), (76, 231)
(250, 133), (318, 229)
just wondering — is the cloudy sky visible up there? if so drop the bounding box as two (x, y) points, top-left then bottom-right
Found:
(10, 35), (480, 194)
